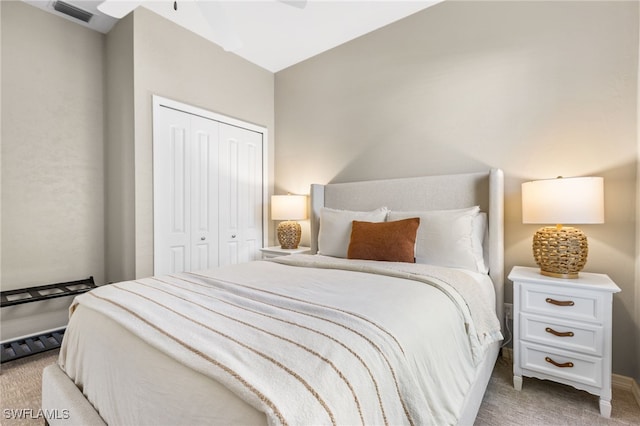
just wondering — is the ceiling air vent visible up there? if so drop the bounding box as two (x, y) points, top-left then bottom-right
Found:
(53, 0), (93, 23)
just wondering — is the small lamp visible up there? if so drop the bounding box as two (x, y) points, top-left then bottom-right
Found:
(522, 176), (604, 279)
(271, 194), (307, 249)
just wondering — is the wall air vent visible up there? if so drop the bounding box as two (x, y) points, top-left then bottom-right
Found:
(53, 0), (93, 23)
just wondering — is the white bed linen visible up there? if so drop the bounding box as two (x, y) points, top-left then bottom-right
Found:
(59, 256), (501, 426)
(271, 255), (502, 363)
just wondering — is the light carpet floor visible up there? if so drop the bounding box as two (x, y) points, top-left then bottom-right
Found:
(1, 350), (638, 425)
(476, 356), (640, 425)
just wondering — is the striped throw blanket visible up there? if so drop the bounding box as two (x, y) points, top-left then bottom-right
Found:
(69, 256), (501, 425)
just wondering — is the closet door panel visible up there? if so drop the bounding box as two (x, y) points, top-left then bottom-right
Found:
(190, 116), (220, 272)
(170, 246), (186, 273)
(154, 107), (191, 275)
(219, 134), (240, 266)
(219, 124), (263, 266)
(243, 136), (264, 261)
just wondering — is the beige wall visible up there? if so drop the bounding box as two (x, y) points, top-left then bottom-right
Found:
(128, 8), (275, 279)
(1, 1), (105, 290)
(105, 14), (135, 284)
(105, 8), (275, 282)
(275, 1), (639, 379)
(1, 3), (274, 339)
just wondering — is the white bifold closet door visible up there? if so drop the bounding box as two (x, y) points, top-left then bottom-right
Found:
(218, 124), (263, 267)
(154, 105), (263, 276)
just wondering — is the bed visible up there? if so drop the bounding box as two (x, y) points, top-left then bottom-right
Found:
(42, 168), (504, 425)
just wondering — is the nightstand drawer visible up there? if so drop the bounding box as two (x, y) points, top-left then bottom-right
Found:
(520, 313), (603, 356)
(520, 283), (604, 323)
(520, 341), (603, 388)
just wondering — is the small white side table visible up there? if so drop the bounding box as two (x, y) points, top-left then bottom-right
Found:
(259, 246), (310, 259)
(509, 266), (620, 418)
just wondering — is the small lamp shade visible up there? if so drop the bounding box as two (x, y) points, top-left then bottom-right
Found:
(271, 195), (307, 249)
(522, 176), (604, 279)
(271, 195), (307, 221)
(522, 177), (604, 225)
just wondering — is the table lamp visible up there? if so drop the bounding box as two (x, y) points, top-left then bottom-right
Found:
(271, 194), (307, 249)
(522, 176), (604, 278)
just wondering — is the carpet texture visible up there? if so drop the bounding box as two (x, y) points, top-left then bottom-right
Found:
(1, 350), (60, 426)
(1, 350), (638, 425)
(476, 356), (640, 425)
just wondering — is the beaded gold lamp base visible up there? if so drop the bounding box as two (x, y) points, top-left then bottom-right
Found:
(532, 226), (588, 279)
(277, 220), (301, 249)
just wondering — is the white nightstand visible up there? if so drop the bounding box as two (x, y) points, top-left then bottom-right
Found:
(509, 266), (621, 417)
(259, 246), (310, 259)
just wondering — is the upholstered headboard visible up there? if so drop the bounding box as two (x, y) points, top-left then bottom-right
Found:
(309, 169), (505, 328)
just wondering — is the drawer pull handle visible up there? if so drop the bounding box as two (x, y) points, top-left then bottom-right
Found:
(545, 357), (574, 368)
(545, 327), (574, 337)
(545, 297), (575, 307)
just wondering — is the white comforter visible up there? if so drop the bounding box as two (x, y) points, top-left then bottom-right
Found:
(62, 255), (501, 426)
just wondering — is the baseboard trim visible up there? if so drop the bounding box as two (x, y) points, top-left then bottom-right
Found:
(612, 374), (640, 409)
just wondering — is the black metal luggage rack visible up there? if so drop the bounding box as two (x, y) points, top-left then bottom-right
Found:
(1, 277), (96, 363)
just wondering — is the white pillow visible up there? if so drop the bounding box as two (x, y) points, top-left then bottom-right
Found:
(388, 206), (487, 273)
(474, 212), (489, 273)
(318, 207), (389, 258)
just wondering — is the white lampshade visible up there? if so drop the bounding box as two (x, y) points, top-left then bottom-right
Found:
(271, 195), (307, 221)
(522, 176), (604, 225)
(522, 176), (604, 279)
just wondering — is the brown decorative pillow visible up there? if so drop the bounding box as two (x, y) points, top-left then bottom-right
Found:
(347, 218), (420, 263)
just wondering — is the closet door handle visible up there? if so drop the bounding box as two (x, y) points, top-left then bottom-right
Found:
(545, 327), (574, 337)
(201, 237), (206, 241)
(231, 234), (237, 239)
(545, 298), (575, 307)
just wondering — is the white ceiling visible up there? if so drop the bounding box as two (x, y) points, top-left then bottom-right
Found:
(24, 0), (442, 72)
